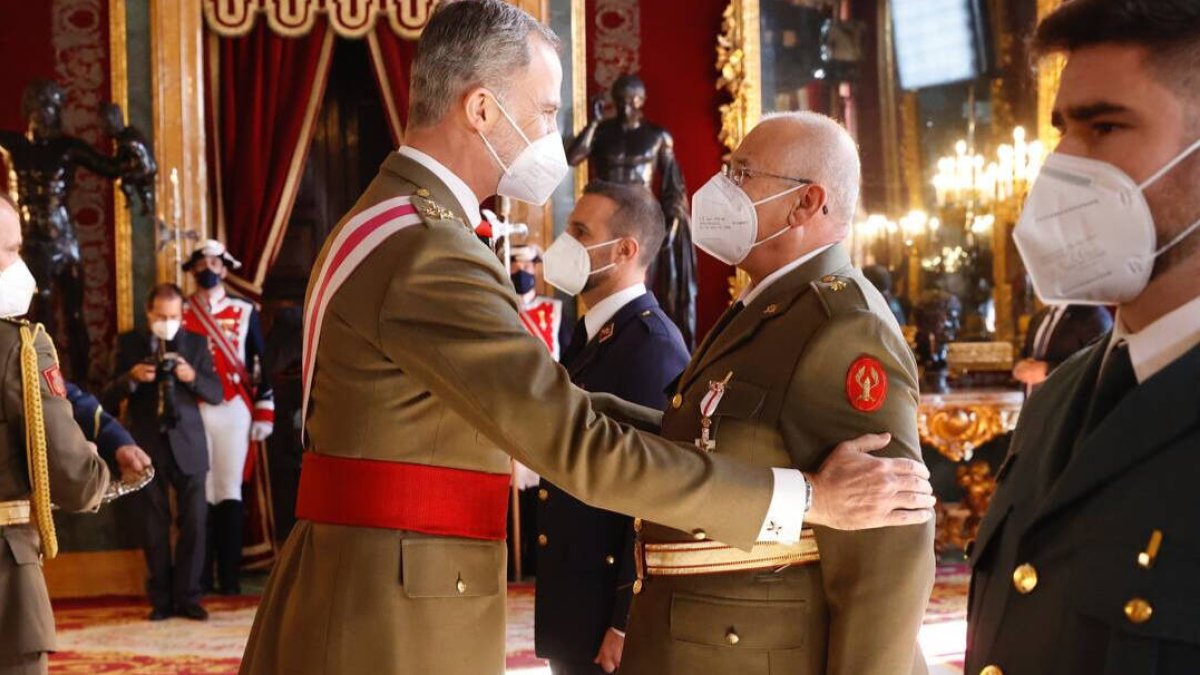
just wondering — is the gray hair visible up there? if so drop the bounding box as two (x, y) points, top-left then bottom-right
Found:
(583, 181), (665, 267)
(408, 0), (560, 129)
(759, 111), (861, 227)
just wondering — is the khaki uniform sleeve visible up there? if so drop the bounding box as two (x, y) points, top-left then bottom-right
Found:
(587, 392), (664, 434)
(9, 329), (111, 512)
(378, 223), (773, 549)
(782, 309), (935, 675)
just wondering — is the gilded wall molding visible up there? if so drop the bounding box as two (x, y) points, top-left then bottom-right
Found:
(716, 0), (761, 154)
(109, 0), (134, 332)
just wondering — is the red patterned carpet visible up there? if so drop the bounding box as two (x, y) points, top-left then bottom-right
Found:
(48, 566), (968, 674)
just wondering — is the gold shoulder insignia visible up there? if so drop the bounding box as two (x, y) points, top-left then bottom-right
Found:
(820, 275), (848, 292)
(411, 192), (462, 225)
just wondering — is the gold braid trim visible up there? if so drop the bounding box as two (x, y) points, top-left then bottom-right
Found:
(20, 324), (57, 559)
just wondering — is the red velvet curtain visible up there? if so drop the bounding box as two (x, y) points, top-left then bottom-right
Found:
(368, 25), (416, 145)
(209, 21), (334, 297)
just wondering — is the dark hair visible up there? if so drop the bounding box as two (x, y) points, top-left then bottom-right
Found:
(146, 283), (185, 310)
(409, 0), (560, 128)
(583, 181), (665, 268)
(1034, 1), (1200, 95)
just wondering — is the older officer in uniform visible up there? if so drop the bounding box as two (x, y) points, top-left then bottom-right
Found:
(622, 112), (935, 675)
(967, 3), (1200, 674)
(240, 3), (933, 674)
(0, 194), (145, 674)
(535, 181), (690, 675)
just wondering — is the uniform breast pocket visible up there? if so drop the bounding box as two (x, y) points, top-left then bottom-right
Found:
(400, 538), (503, 599)
(711, 382), (766, 434)
(670, 591), (806, 650)
(1068, 538), (1200, 672)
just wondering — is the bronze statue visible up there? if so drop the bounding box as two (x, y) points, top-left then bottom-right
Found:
(101, 103), (157, 216)
(0, 81), (131, 380)
(566, 74), (697, 348)
(914, 289), (962, 394)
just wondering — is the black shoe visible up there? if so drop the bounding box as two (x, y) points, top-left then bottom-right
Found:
(147, 607), (172, 621)
(176, 603), (209, 621)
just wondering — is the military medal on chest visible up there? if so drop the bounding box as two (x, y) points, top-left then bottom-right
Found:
(695, 371), (733, 452)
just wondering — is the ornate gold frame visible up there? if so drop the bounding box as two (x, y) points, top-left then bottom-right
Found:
(571, 0), (588, 197)
(109, 0), (134, 332)
(716, 0), (761, 299)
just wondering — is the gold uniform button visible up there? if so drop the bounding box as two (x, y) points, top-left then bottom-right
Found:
(537, 534), (548, 547)
(537, 488), (549, 502)
(633, 518), (642, 533)
(1011, 563), (1038, 594)
(671, 394), (683, 409)
(692, 529), (707, 541)
(632, 579), (643, 595)
(456, 578), (467, 594)
(605, 555), (615, 565)
(1124, 598), (1153, 624)
(979, 666), (1003, 675)
(725, 628), (740, 646)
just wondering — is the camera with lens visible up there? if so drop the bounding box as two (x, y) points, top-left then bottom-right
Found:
(154, 348), (181, 431)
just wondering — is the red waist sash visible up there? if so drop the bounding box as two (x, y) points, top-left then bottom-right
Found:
(295, 453), (510, 541)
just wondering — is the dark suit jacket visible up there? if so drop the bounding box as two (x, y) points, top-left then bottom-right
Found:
(534, 291), (689, 661)
(103, 330), (222, 476)
(967, 338), (1200, 674)
(1021, 305), (1113, 370)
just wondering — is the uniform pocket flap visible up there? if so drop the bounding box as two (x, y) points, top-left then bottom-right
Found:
(710, 382), (767, 419)
(1070, 540), (1200, 646)
(669, 591), (806, 650)
(401, 538), (503, 599)
(3, 527), (42, 566)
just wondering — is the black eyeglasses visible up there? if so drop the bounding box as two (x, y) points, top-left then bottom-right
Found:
(722, 162), (814, 189)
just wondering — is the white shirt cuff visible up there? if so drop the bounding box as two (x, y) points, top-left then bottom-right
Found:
(756, 468), (807, 544)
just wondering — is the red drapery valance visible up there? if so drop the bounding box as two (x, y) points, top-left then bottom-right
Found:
(203, 0), (437, 40)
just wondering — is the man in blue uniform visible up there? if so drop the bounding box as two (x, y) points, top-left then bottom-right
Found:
(534, 181), (689, 675)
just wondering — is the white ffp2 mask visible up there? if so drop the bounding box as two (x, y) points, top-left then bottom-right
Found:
(542, 233), (619, 296)
(690, 173), (804, 266)
(0, 259), (37, 318)
(1015, 138), (1200, 306)
(479, 93), (570, 206)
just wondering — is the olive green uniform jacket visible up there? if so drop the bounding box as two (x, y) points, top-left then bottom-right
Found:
(0, 321), (109, 663)
(622, 246), (935, 675)
(240, 152), (785, 675)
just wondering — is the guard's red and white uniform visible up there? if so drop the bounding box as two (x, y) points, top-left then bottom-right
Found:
(519, 296), (563, 361)
(183, 286), (274, 503)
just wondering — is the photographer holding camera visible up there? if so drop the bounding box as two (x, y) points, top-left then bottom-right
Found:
(105, 283), (222, 621)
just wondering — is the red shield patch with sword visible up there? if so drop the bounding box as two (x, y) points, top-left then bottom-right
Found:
(846, 355), (887, 413)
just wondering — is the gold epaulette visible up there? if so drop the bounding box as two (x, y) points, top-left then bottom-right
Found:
(18, 324), (56, 559)
(811, 274), (867, 318)
(411, 188), (468, 232)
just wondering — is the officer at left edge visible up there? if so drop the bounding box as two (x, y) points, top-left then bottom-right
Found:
(0, 192), (148, 675)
